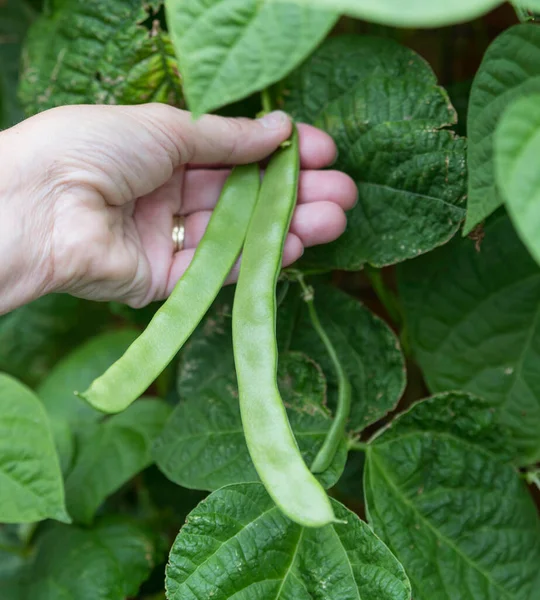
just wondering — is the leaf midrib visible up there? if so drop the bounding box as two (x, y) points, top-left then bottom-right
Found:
(367, 447), (516, 599)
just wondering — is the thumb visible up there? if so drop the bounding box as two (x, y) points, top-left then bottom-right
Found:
(132, 103), (293, 166)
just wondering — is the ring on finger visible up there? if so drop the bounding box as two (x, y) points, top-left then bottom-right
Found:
(172, 215), (186, 253)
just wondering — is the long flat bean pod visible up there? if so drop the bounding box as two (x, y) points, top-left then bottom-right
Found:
(232, 127), (336, 528)
(80, 165), (260, 414)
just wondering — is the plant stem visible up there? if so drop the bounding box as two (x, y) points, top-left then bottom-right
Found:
(526, 470), (540, 488)
(261, 88), (273, 114)
(348, 440), (369, 452)
(364, 264), (403, 327)
(294, 272), (352, 473)
(513, 2), (534, 22)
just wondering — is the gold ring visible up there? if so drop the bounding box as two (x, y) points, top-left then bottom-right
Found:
(172, 215), (185, 253)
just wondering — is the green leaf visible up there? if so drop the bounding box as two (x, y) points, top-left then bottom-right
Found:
(0, 0), (34, 128)
(465, 24), (540, 234)
(155, 351), (347, 491)
(283, 35), (467, 269)
(19, 0), (183, 116)
(495, 94), (540, 266)
(365, 418), (540, 599)
(165, 0), (337, 116)
(372, 391), (513, 461)
(398, 213), (540, 465)
(0, 295), (110, 387)
(0, 374), (69, 524)
(65, 399), (171, 524)
(166, 482), (411, 599)
(37, 329), (140, 428)
(273, 0), (502, 27)
(24, 518), (157, 599)
(280, 283), (406, 432)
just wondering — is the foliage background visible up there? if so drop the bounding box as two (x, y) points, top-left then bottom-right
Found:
(1, 1), (539, 599)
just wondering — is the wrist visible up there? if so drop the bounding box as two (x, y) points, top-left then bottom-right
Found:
(0, 128), (53, 314)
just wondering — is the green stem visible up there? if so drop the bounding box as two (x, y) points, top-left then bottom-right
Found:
(526, 470), (540, 488)
(261, 88), (273, 114)
(364, 265), (402, 327)
(348, 440), (369, 452)
(513, 2), (534, 22)
(295, 273), (352, 474)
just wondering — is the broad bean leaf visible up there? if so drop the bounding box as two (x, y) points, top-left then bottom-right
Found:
(280, 283), (406, 432)
(0, 374), (69, 524)
(65, 399), (171, 524)
(165, 0), (337, 116)
(465, 24), (540, 234)
(155, 351), (347, 490)
(273, 0), (502, 27)
(495, 94), (540, 265)
(364, 404), (540, 599)
(372, 391), (513, 461)
(0, 295), (110, 387)
(283, 35), (467, 269)
(398, 213), (540, 465)
(166, 482), (411, 600)
(0, 0), (34, 128)
(22, 518), (157, 599)
(19, 0), (182, 116)
(37, 329), (140, 428)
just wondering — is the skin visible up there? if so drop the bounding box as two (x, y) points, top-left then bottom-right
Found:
(0, 103), (357, 314)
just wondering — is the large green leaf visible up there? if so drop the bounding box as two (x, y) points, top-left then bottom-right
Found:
(166, 482), (411, 599)
(155, 351), (347, 491)
(23, 518), (157, 599)
(398, 213), (540, 465)
(273, 0), (502, 27)
(0, 374), (68, 524)
(0, 295), (110, 387)
(165, 0), (337, 116)
(364, 399), (540, 600)
(0, 0), (34, 128)
(495, 94), (540, 265)
(372, 391), (513, 459)
(465, 24), (540, 234)
(37, 329), (140, 427)
(280, 283), (406, 432)
(19, 0), (182, 116)
(283, 35), (467, 269)
(65, 399), (171, 524)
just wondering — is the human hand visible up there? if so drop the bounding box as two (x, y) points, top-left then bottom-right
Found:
(0, 104), (357, 313)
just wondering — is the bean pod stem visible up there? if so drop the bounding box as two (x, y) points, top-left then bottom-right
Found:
(295, 274), (352, 474)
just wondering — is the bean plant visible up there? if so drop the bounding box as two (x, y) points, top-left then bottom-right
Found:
(1, 0), (540, 598)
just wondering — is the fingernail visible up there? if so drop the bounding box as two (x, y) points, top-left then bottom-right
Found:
(258, 110), (290, 129)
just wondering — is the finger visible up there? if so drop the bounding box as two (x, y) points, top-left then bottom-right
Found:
(181, 199), (346, 251)
(297, 123), (338, 169)
(186, 123), (338, 170)
(297, 170), (357, 210)
(127, 103), (293, 166)
(182, 169), (357, 214)
(165, 233), (304, 296)
(133, 169), (187, 299)
(290, 201), (347, 247)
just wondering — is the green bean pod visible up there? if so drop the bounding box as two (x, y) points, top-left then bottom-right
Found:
(232, 127), (336, 528)
(80, 164), (260, 414)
